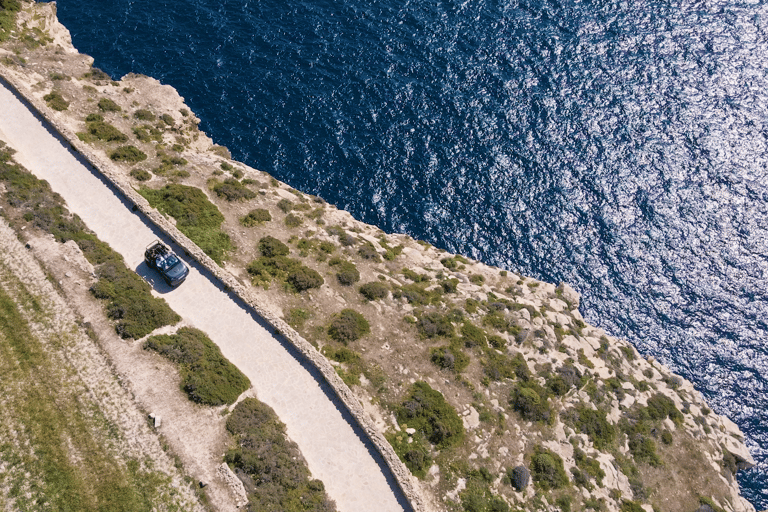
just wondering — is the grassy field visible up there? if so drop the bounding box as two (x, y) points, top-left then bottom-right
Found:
(0, 258), (195, 510)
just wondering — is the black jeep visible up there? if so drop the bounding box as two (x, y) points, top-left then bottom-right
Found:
(144, 240), (189, 286)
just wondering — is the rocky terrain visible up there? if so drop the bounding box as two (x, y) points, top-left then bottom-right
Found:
(0, 3), (760, 511)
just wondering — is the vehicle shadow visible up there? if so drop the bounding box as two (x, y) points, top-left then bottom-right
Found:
(134, 260), (175, 294)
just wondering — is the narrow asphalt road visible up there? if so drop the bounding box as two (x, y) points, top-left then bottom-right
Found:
(0, 80), (408, 512)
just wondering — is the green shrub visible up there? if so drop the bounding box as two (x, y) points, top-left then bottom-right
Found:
(226, 398), (337, 512)
(287, 266), (323, 292)
(627, 434), (661, 467)
(511, 384), (551, 423)
(567, 405), (616, 450)
(620, 500), (645, 512)
(83, 67), (111, 81)
(574, 447), (605, 487)
(85, 113), (104, 123)
(284, 308), (310, 329)
(661, 430), (673, 445)
(212, 178), (256, 201)
(417, 311), (453, 338)
(110, 145), (147, 163)
(277, 198), (293, 213)
(482, 351), (522, 381)
(359, 281), (389, 301)
(441, 278), (459, 293)
(330, 259), (359, 286)
(139, 184), (232, 263)
(240, 208), (271, 226)
(328, 309), (370, 344)
(129, 168), (151, 181)
(461, 322), (487, 348)
(132, 124), (163, 143)
(85, 121), (127, 142)
(43, 91), (69, 111)
(469, 274), (485, 285)
(257, 237), (288, 259)
(646, 393), (683, 424)
(396, 381), (464, 449)
(97, 98), (121, 112)
(284, 212), (303, 227)
(530, 446), (569, 490)
(402, 268), (429, 282)
(144, 327), (250, 405)
(133, 108), (155, 121)
(357, 242), (380, 261)
(386, 431), (432, 479)
(430, 343), (469, 373)
(160, 113), (174, 126)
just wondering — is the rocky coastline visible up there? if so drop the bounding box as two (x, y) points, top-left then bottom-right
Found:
(0, 3), (759, 511)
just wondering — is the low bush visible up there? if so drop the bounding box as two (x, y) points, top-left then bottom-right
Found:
(619, 500), (645, 512)
(132, 124), (162, 143)
(461, 322), (487, 348)
(328, 309), (370, 344)
(139, 184), (232, 263)
(212, 178), (256, 201)
(160, 113), (174, 126)
(359, 281), (389, 301)
(460, 471), (510, 512)
(396, 381), (464, 449)
(284, 212), (303, 228)
(277, 198), (293, 213)
(97, 97), (121, 112)
(226, 398), (337, 512)
(287, 266), (323, 291)
(511, 383), (552, 423)
(129, 168), (151, 181)
(83, 67), (111, 81)
(574, 447), (605, 488)
(85, 121), (127, 142)
(482, 351), (523, 381)
(386, 430), (432, 479)
(430, 341), (469, 373)
(417, 311), (454, 338)
(43, 91), (69, 111)
(133, 108), (155, 121)
(646, 393), (683, 425)
(259, 236), (289, 257)
(567, 405), (616, 450)
(284, 307), (310, 329)
(530, 445), (569, 490)
(144, 327), (250, 405)
(329, 258), (359, 286)
(110, 145), (147, 163)
(240, 208), (271, 226)
(357, 242), (380, 261)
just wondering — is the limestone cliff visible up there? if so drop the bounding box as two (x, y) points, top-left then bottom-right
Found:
(0, 3), (758, 511)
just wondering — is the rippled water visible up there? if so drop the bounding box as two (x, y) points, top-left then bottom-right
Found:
(58, 0), (768, 505)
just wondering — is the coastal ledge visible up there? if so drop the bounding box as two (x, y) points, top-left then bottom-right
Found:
(0, 3), (759, 512)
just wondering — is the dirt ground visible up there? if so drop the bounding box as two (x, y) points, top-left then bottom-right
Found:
(9, 224), (244, 511)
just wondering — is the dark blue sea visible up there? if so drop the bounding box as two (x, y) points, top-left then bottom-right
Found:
(57, 0), (768, 506)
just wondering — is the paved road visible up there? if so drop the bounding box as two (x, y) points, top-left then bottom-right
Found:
(0, 80), (407, 512)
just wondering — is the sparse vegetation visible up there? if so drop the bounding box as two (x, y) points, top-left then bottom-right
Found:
(43, 90), (69, 110)
(110, 145), (147, 163)
(530, 445), (569, 490)
(396, 381), (464, 449)
(97, 97), (121, 112)
(328, 309), (370, 344)
(144, 327), (249, 405)
(139, 184), (233, 263)
(212, 178), (256, 201)
(240, 208), (271, 226)
(225, 398), (337, 512)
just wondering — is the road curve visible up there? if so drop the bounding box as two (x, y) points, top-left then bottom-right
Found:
(0, 80), (408, 512)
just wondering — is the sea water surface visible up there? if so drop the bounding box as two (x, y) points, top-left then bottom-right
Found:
(57, 0), (768, 506)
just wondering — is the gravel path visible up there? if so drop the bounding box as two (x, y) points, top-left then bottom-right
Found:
(0, 81), (407, 512)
